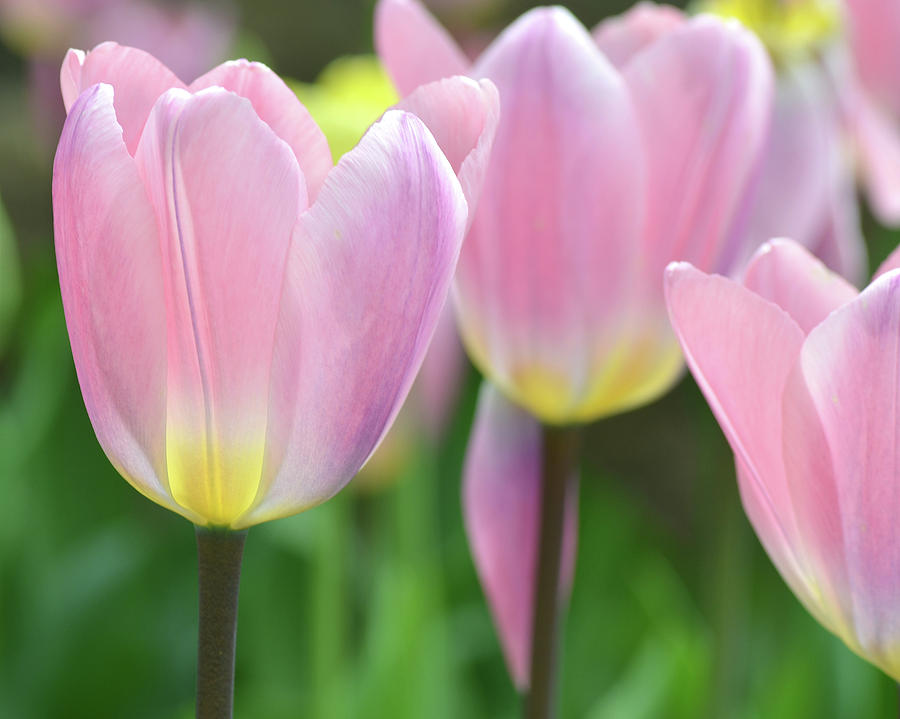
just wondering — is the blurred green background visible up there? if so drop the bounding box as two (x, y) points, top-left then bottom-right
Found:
(0, 0), (899, 717)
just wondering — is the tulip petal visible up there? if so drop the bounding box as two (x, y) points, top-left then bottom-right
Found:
(463, 383), (577, 690)
(241, 110), (467, 526)
(854, 93), (900, 225)
(844, 0), (900, 116)
(134, 87), (305, 526)
(592, 1), (685, 69)
(60, 43), (185, 155)
(625, 17), (773, 286)
(413, 302), (467, 439)
(52, 84), (182, 516)
(395, 76), (499, 216)
(664, 262), (811, 599)
(740, 64), (866, 283)
(190, 60), (333, 201)
(782, 271), (900, 677)
(808, 152), (868, 287)
(375, 0), (470, 95)
(457, 6), (645, 422)
(742, 240), (857, 335)
(874, 245), (900, 279)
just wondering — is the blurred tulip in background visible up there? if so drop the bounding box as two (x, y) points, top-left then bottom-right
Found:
(0, 0), (236, 147)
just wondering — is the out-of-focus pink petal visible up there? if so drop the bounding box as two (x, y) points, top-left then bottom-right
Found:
(456, 6), (644, 422)
(807, 148), (867, 286)
(395, 76), (499, 215)
(413, 302), (467, 439)
(664, 262), (809, 595)
(739, 63), (866, 283)
(463, 383), (577, 690)
(375, 0), (470, 95)
(844, 0), (900, 117)
(782, 271), (900, 677)
(190, 61), (333, 201)
(874, 245), (900, 279)
(60, 42), (185, 154)
(626, 17), (773, 289)
(853, 93), (900, 225)
(134, 87), (305, 526)
(84, 1), (234, 85)
(241, 110), (467, 526)
(52, 83), (184, 517)
(591, 1), (685, 69)
(742, 240), (857, 335)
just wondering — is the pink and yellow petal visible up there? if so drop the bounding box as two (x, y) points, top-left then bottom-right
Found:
(457, 6), (645, 423)
(134, 87), (305, 526)
(53, 84), (185, 517)
(240, 110), (467, 526)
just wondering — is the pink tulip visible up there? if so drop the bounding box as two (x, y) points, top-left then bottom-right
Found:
(666, 238), (900, 678)
(600, 2), (867, 283)
(53, 44), (497, 528)
(463, 383), (578, 689)
(836, 0), (900, 224)
(741, 61), (865, 282)
(378, 0), (772, 689)
(377, 0), (773, 424)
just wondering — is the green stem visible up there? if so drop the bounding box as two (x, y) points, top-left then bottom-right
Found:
(525, 425), (581, 719)
(195, 526), (247, 719)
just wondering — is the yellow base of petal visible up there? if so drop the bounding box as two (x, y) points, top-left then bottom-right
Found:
(462, 325), (686, 425)
(166, 426), (266, 527)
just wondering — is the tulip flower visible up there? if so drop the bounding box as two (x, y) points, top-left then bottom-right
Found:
(378, 0), (772, 424)
(53, 44), (497, 715)
(666, 238), (900, 680)
(377, 1), (773, 711)
(55, 42), (497, 528)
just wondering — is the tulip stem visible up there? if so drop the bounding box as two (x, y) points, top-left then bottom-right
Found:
(195, 526), (248, 719)
(524, 424), (581, 719)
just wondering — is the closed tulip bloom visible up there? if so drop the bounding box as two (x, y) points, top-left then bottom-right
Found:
(666, 238), (900, 678)
(377, 0), (773, 425)
(53, 44), (497, 528)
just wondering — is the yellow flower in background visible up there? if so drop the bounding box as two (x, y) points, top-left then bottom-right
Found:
(290, 56), (399, 161)
(700, 0), (839, 63)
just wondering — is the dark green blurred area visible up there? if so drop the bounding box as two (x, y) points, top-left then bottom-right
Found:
(0, 0), (899, 717)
